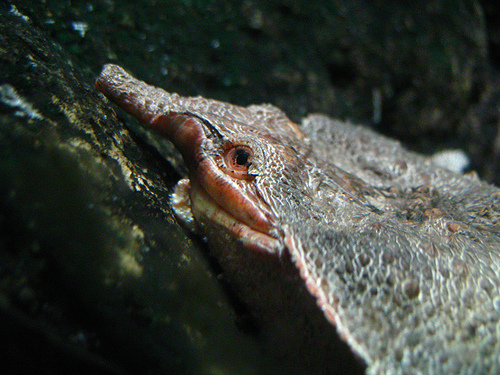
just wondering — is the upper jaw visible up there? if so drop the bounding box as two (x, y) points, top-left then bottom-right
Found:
(186, 176), (284, 255)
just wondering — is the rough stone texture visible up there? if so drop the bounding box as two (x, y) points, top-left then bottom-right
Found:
(0, 10), (262, 375)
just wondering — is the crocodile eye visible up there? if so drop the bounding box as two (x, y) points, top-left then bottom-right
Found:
(224, 146), (254, 178)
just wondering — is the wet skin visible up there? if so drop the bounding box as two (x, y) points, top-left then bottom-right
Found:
(97, 64), (500, 375)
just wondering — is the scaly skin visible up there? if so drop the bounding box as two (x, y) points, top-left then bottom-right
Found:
(97, 64), (500, 375)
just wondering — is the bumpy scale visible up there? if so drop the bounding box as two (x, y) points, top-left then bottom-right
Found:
(97, 64), (500, 375)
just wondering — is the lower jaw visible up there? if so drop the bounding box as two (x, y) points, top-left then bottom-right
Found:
(190, 185), (283, 255)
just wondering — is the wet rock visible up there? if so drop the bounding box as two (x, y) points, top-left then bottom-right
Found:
(0, 10), (261, 375)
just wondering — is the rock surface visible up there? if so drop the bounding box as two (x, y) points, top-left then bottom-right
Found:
(0, 9), (262, 375)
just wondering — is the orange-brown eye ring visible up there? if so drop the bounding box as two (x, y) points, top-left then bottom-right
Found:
(223, 146), (254, 178)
